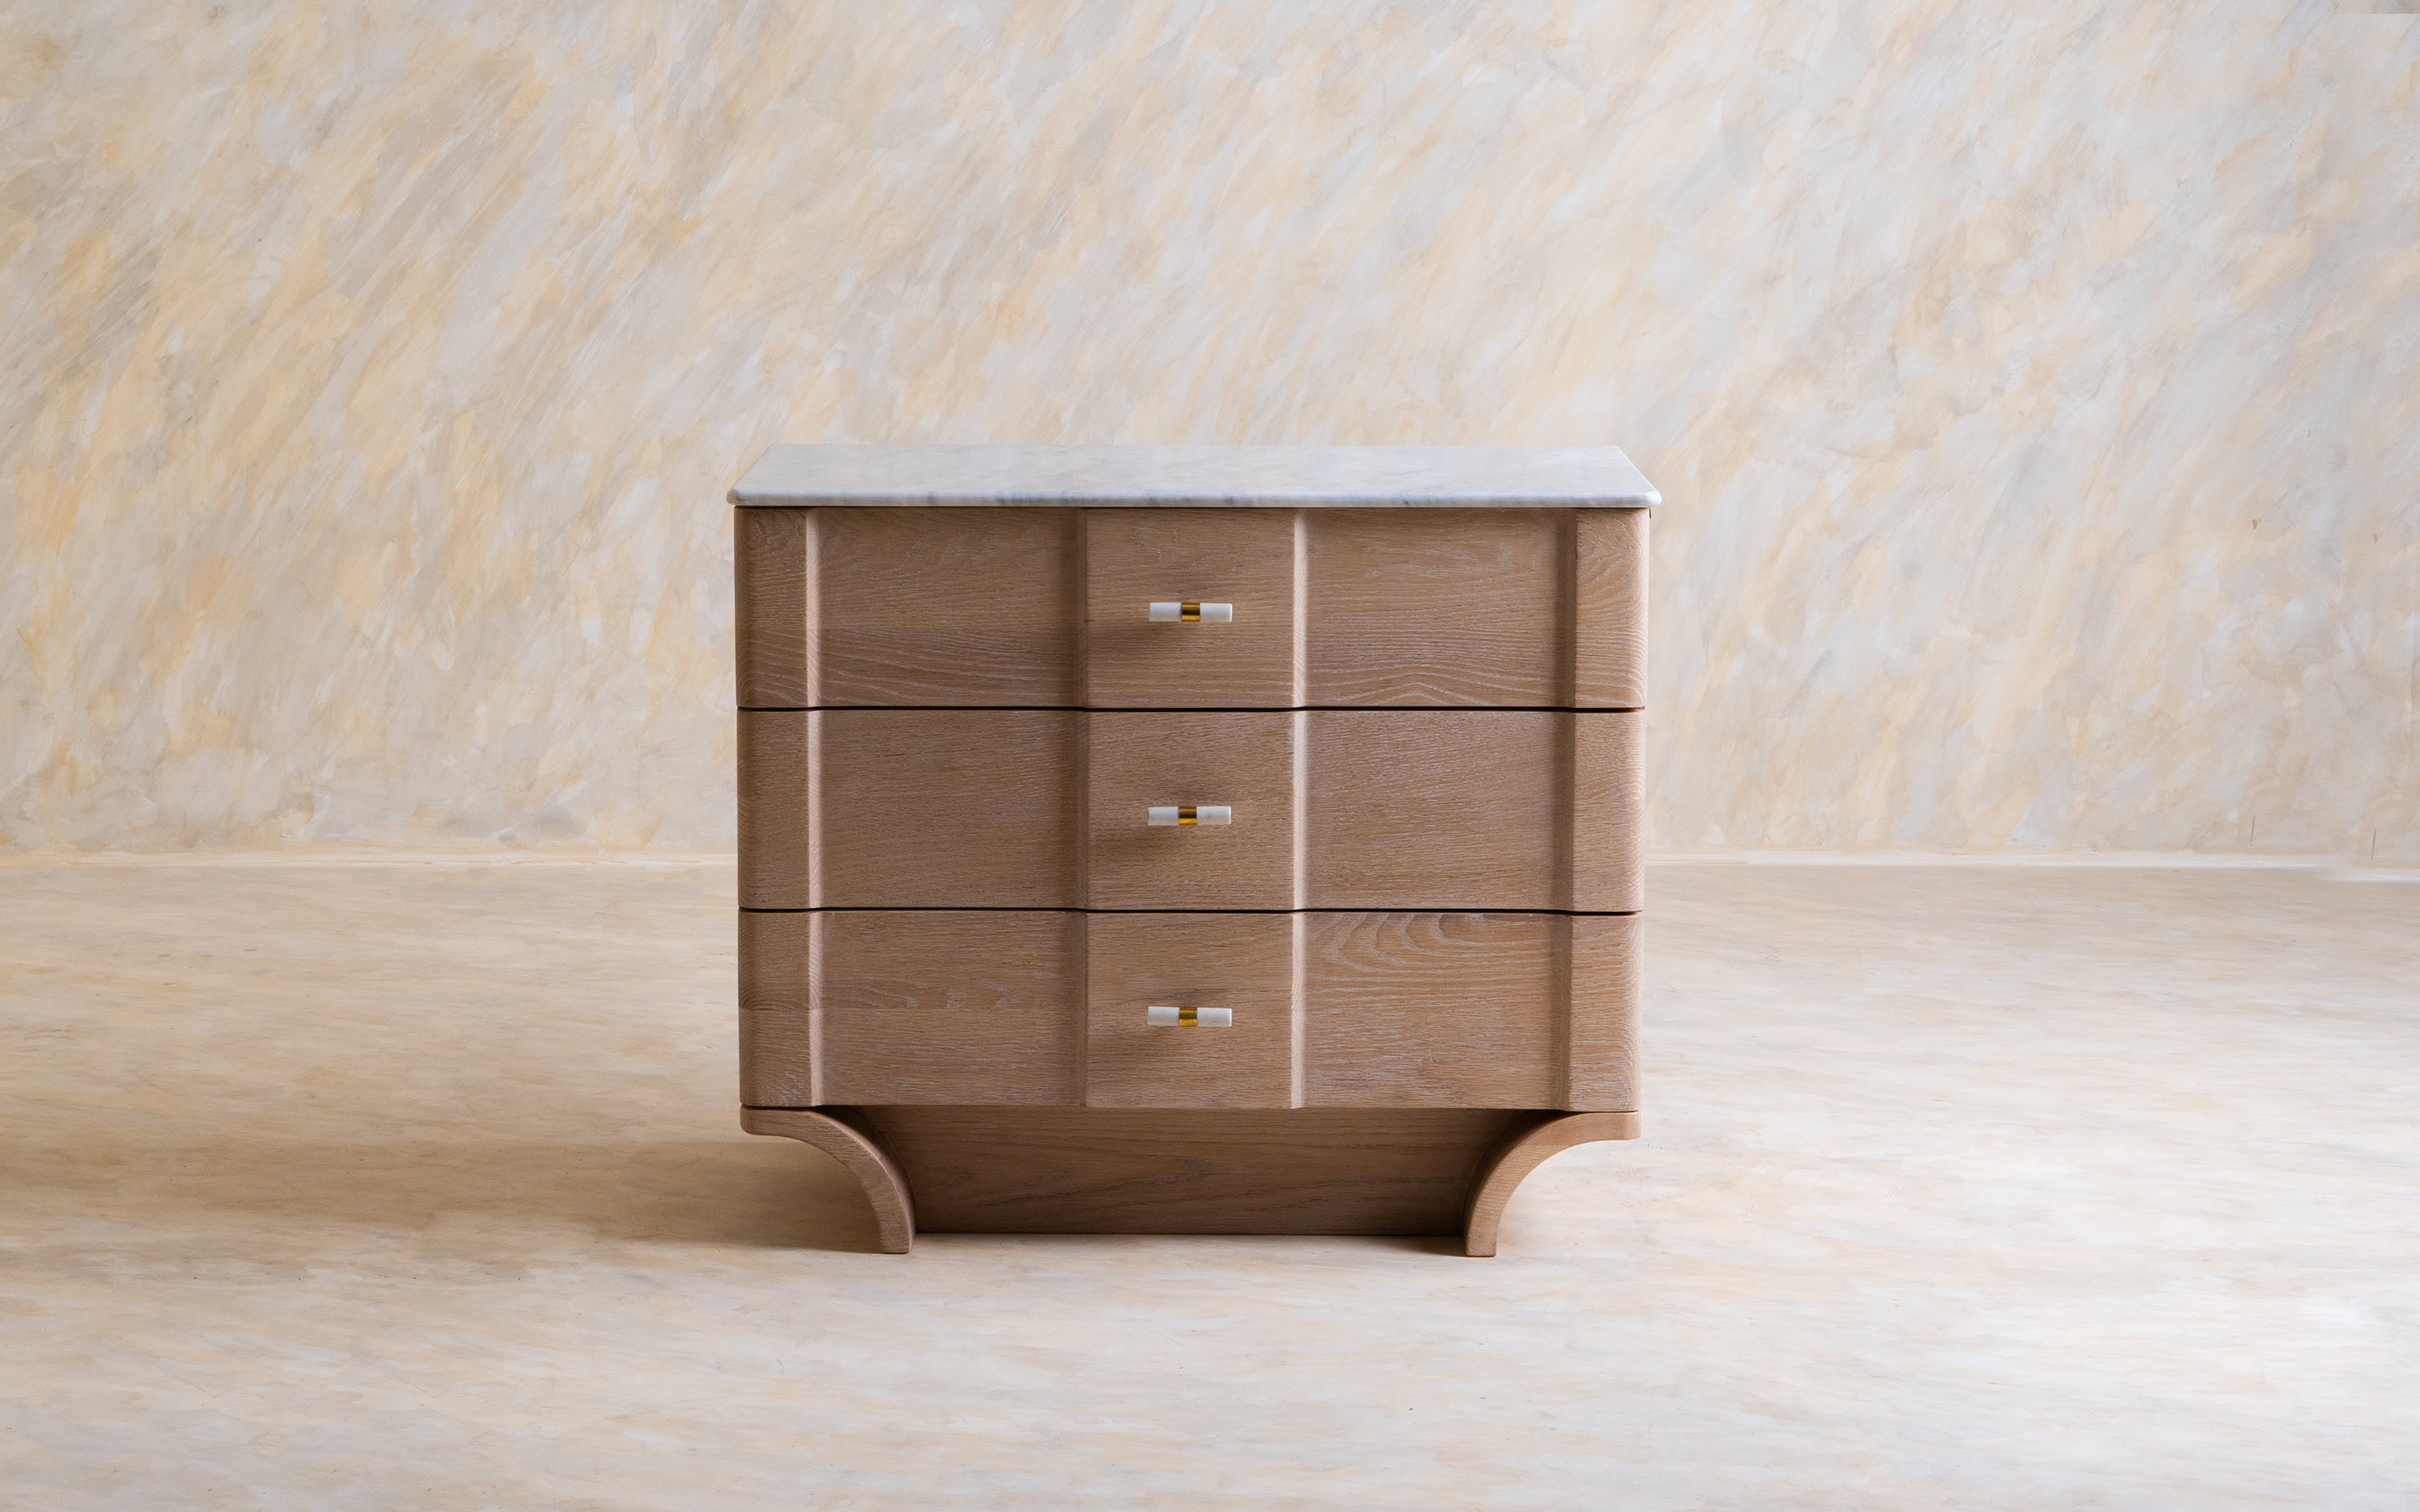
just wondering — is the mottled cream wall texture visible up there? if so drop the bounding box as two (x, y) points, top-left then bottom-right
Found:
(2, 2), (2414, 855)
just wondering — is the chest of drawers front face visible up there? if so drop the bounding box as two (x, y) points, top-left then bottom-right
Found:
(737, 506), (1646, 1114)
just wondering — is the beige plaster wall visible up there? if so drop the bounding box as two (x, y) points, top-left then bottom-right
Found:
(2, 2), (2414, 856)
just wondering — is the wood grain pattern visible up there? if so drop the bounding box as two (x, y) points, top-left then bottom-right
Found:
(1461, 1110), (1640, 1257)
(1084, 913), (1296, 1108)
(859, 1106), (1525, 1234)
(813, 710), (1080, 907)
(736, 709), (815, 910)
(735, 506), (814, 707)
(1574, 507), (1647, 709)
(1304, 510), (1570, 706)
(1085, 711), (1296, 909)
(1083, 510), (1300, 707)
(814, 507), (1078, 705)
(1569, 914), (1642, 1112)
(1303, 912), (1563, 1108)
(1572, 710), (1645, 914)
(813, 910), (1083, 1106)
(1304, 710), (1567, 909)
(739, 908), (818, 1105)
(741, 1107), (917, 1254)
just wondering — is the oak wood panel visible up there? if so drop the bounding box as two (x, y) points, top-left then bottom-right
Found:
(736, 506), (814, 707)
(812, 910), (1083, 1106)
(1573, 710), (1645, 914)
(814, 507), (1078, 705)
(1303, 912), (1563, 1108)
(739, 908), (817, 1105)
(1083, 510), (1300, 707)
(1570, 914), (1642, 1113)
(1085, 914), (1296, 1108)
(1574, 507), (1647, 709)
(737, 710), (815, 910)
(815, 710), (1080, 908)
(860, 1106), (1525, 1234)
(741, 1107), (917, 1253)
(1301, 710), (1642, 912)
(1085, 711), (1296, 909)
(1304, 710), (1563, 909)
(1462, 1110), (1640, 1257)
(1304, 510), (1570, 706)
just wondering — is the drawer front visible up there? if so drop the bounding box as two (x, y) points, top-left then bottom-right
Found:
(737, 505), (1645, 711)
(1083, 510), (1298, 707)
(741, 909), (1637, 1113)
(1084, 913), (1296, 1108)
(740, 910), (1083, 1106)
(1085, 711), (1297, 909)
(1303, 912), (1638, 1110)
(1303, 509), (1645, 708)
(739, 710), (1080, 909)
(737, 507), (1079, 707)
(1304, 710), (1641, 911)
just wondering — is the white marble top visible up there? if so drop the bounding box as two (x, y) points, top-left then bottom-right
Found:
(729, 445), (1657, 508)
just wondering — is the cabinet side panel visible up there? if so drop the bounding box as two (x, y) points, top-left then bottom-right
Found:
(1575, 509), (1647, 709)
(1571, 710), (1645, 912)
(1568, 914), (1642, 1111)
(736, 507), (814, 707)
(737, 710), (815, 909)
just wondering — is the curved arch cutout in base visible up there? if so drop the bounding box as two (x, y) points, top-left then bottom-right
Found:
(743, 1107), (916, 1253)
(1462, 1110), (1640, 1256)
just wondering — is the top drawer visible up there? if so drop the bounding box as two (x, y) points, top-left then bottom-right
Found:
(736, 506), (1645, 709)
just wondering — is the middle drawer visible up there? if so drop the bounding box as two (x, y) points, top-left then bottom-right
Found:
(738, 708), (1642, 911)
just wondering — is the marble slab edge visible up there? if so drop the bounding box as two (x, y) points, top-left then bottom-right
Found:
(728, 444), (1660, 508)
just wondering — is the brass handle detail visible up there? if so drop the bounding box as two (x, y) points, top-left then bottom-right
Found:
(1147, 805), (1233, 827)
(1148, 601), (1233, 623)
(1147, 1005), (1233, 1027)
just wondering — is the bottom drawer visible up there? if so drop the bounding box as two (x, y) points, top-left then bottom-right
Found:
(741, 910), (1638, 1111)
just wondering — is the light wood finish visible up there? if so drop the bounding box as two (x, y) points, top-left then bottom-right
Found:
(1084, 914), (1296, 1108)
(860, 1106), (1525, 1235)
(814, 507), (1078, 706)
(1573, 709), (1646, 914)
(738, 908), (816, 1105)
(1083, 510), (1300, 707)
(1304, 710), (1641, 911)
(1304, 913), (1565, 1109)
(740, 710), (1080, 909)
(1574, 507), (1648, 710)
(1568, 914), (1643, 1112)
(736, 507), (814, 707)
(741, 1107), (917, 1254)
(1084, 711), (1297, 909)
(736, 709), (815, 910)
(1461, 1110), (1641, 1257)
(806, 911), (1084, 1106)
(1304, 510), (1571, 706)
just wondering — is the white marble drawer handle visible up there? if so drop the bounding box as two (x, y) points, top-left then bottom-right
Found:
(1147, 1005), (1233, 1027)
(1147, 805), (1232, 827)
(1148, 601), (1233, 623)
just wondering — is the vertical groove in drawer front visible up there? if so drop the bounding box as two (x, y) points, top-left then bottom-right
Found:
(737, 710), (814, 909)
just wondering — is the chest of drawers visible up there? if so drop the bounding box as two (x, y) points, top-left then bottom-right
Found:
(730, 445), (1655, 1255)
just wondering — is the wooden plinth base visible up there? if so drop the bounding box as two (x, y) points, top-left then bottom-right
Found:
(742, 1106), (1638, 1256)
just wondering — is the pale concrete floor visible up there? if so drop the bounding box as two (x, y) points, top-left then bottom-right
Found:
(2, 859), (2414, 1510)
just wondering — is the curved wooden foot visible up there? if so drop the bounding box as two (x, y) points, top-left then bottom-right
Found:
(1462, 1110), (1640, 1256)
(743, 1108), (916, 1253)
